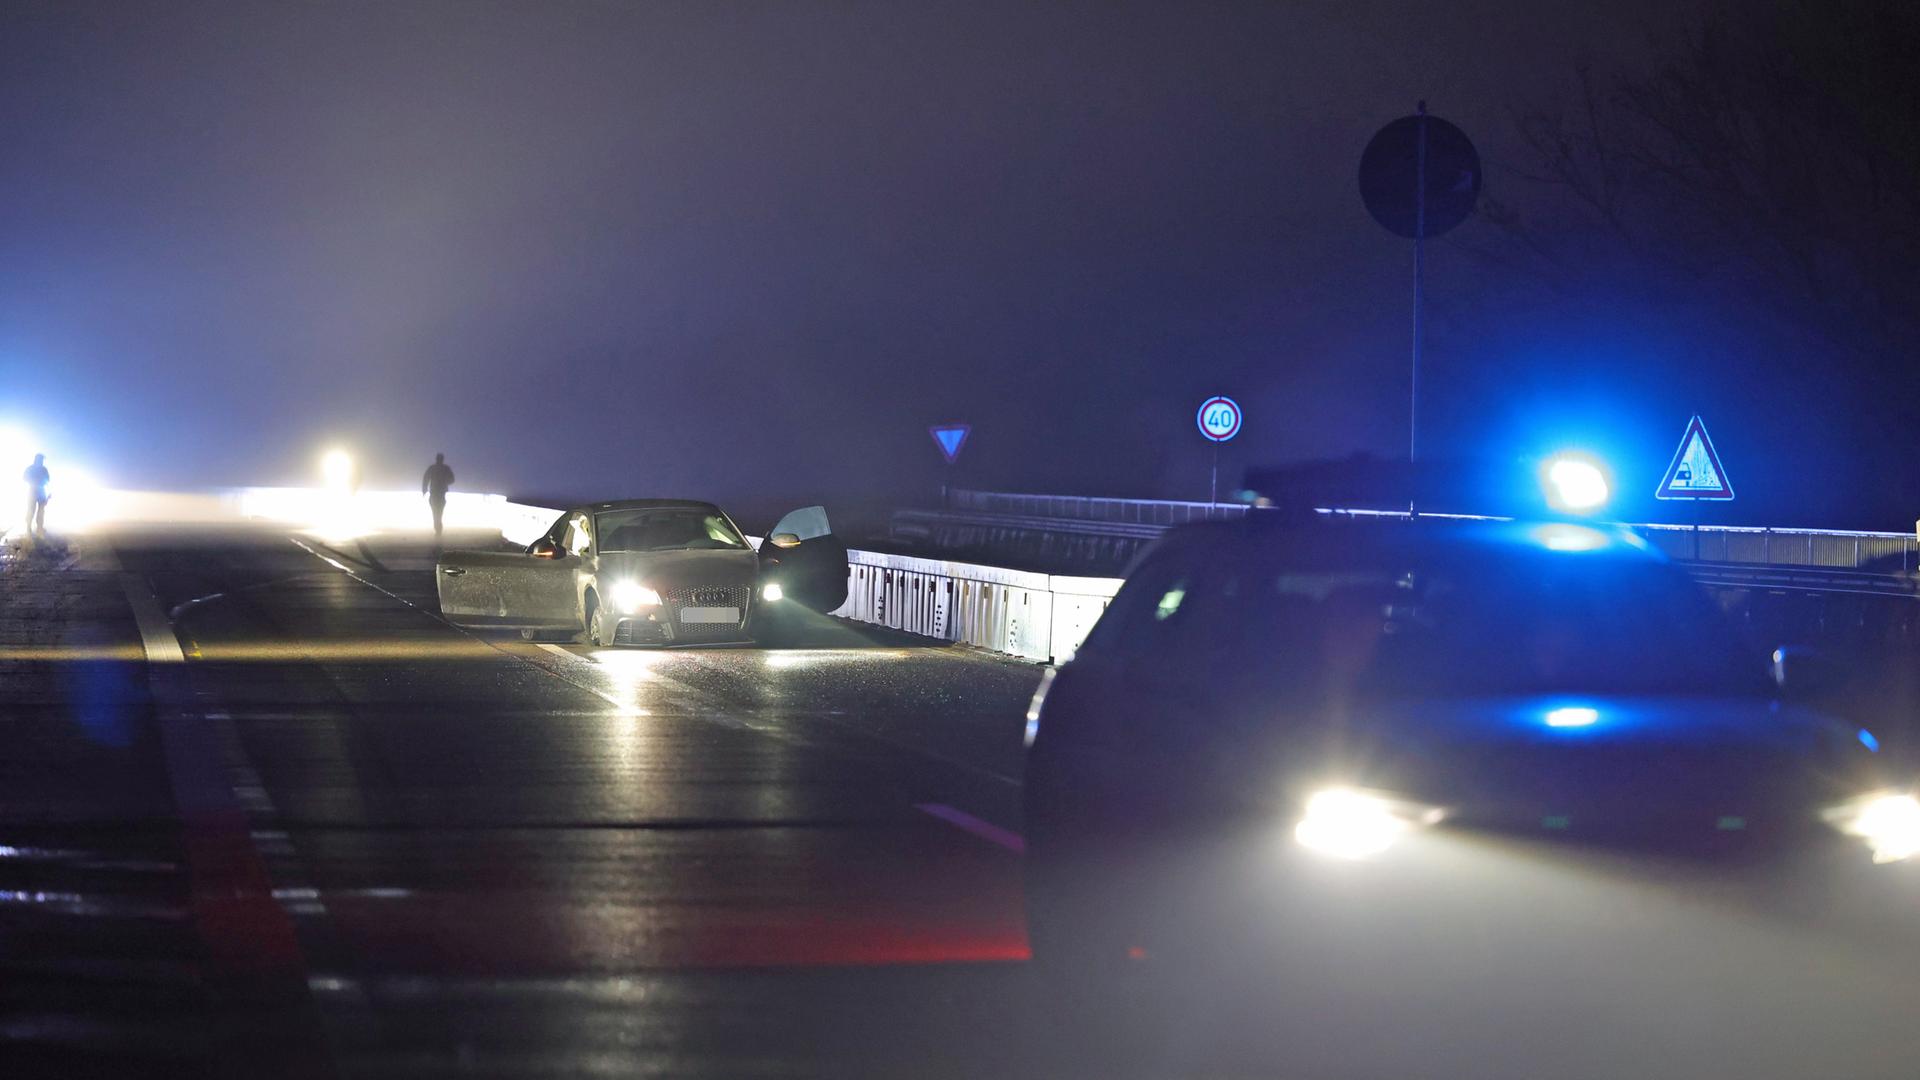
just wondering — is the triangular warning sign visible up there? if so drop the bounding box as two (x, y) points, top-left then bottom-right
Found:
(929, 423), (970, 464)
(1655, 415), (1734, 500)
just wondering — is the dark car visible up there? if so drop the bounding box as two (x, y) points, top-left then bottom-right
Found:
(436, 501), (848, 645)
(1021, 512), (1917, 1020)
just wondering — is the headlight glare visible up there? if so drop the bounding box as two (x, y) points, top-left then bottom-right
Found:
(1294, 787), (1443, 860)
(611, 580), (661, 613)
(761, 582), (784, 602)
(1824, 792), (1920, 864)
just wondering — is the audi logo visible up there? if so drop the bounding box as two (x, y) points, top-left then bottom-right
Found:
(692, 589), (731, 605)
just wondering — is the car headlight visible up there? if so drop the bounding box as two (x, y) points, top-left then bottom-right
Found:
(761, 582), (784, 602)
(1823, 791), (1920, 864)
(1294, 787), (1444, 860)
(611, 580), (661, 613)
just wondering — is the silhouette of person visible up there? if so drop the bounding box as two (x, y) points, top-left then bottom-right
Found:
(22, 453), (49, 539)
(421, 452), (455, 542)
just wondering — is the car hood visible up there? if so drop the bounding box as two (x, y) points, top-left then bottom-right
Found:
(1320, 695), (1886, 831)
(596, 549), (757, 591)
(1349, 694), (1856, 754)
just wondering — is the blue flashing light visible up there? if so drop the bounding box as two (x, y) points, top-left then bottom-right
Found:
(1858, 728), (1880, 753)
(1531, 523), (1610, 552)
(1542, 453), (1611, 514)
(1544, 706), (1600, 729)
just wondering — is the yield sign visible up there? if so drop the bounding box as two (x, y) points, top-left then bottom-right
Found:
(929, 423), (970, 464)
(1655, 415), (1734, 500)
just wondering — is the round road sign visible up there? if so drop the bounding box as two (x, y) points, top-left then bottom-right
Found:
(1197, 396), (1242, 442)
(1359, 111), (1482, 239)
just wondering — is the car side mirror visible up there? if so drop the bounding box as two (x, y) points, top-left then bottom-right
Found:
(1772, 646), (1839, 698)
(530, 538), (562, 559)
(768, 533), (802, 549)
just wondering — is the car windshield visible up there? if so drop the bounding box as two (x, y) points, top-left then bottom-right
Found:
(594, 508), (747, 553)
(1107, 533), (1770, 700)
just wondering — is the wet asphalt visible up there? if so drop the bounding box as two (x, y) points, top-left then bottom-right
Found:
(4, 525), (1051, 1078)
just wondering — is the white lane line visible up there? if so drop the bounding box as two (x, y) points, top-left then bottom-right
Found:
(914, 803), (1026, 853)
(119, 574), (186, 663)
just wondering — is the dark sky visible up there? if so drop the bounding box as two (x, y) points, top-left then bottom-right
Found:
(5, 1), (1712, 519)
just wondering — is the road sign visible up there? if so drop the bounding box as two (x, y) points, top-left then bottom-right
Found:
(1655, 415), (1734, 500)
(1196, 396), (1242, 442)
(929, 423), (970, 464)
(1359, 111), (1482, 240)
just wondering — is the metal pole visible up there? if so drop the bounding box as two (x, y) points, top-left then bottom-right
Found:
(1408, 101), (1428, 517)
(1209, 443), (1219, 515)
(1411, 100), (1428, 467)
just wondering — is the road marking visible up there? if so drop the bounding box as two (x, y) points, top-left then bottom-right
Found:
(119, 574), (186, 663)
(915, 803), (1025, 853)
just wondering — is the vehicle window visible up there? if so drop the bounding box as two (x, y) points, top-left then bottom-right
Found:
(562, 514), (592, 556)
(1079, 547), (1198, 659)
(1097, 534), (1768, 702)
(768, 506), (832, 541)
(594, 509), (748, 553)
(1362, 558), (1768, 698)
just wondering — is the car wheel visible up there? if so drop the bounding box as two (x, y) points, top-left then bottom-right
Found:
(586, 595), (608, 647)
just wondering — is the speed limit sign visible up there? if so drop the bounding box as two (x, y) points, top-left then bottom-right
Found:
(1196, 396), (1242, 442)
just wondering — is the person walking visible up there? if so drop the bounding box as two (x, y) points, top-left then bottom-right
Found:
(22, 453), (49, 540)
(421, 452), (455, 544)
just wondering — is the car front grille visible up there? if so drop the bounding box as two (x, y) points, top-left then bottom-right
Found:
(658, 583), (750, 641)
(663, 585), (750, 609)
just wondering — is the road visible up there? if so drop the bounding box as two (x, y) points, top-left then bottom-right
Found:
(4, 524), (1051, 1078)
(8, 523), (1920, 1080)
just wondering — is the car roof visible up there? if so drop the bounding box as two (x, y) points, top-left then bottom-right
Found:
(1155, 512), (1665, 570)
(579, 499), (725, 513)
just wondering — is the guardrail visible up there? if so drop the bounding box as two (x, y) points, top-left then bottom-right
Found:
(946, 488), (1920, 575)
(831, 548), (1121, 663)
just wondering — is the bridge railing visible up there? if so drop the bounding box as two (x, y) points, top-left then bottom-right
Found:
(946, 488), (1920, 574)
(833, 548), (1121, 663)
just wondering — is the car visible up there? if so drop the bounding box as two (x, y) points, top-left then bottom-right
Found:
(1021, 508), (1917, 1007)
(434, 500), (848, 645)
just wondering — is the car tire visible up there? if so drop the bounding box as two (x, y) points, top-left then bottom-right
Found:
(586, 595), (607, 647)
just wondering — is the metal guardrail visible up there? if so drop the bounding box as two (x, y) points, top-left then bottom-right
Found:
(832, 548), (1120, 663)
(944, 488), (1920, 577)
(951, 488), (1247, 526)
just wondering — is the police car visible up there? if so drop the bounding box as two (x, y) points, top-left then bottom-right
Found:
(1020, 463), (1917, 1015)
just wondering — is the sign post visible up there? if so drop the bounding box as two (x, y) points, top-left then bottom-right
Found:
(1654, 414), (1735, 560)
(1359, 103), (1481, 496)
(1196, 395), (1242, 512)
(928, 423), (970, 508)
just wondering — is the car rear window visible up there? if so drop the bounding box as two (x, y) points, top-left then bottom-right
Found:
(1085, 529), (1769, 700)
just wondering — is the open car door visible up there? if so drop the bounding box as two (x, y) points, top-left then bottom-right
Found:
(758, 505), (849, 613)
(436, 512), (582, 631)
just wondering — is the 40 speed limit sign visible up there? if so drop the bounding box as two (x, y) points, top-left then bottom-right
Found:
(1196, 396), (1242, 442)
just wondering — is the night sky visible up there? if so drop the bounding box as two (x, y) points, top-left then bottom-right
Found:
(22, 1), (1876, 529)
